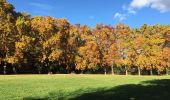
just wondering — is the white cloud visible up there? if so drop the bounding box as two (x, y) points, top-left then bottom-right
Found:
(130, 0), (170, 13)
(114, 6), (135, 21)
(122, 5), (136, 15)
(114, 0), (170, 21)
(29, 2), (54, 10)
(114, 13), (126, 21)
(130, 0), (152, 9)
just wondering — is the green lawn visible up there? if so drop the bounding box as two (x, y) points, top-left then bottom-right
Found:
(0, 75), (170, 100)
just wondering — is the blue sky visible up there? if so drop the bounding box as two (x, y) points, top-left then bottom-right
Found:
(8, 0), (170, 28)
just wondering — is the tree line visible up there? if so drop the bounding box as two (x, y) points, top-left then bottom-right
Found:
(0, 0), (170, 75)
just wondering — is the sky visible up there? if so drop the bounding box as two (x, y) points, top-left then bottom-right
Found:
(8, 0), (170, 28)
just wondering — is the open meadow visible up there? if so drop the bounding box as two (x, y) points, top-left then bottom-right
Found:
(0, 75), (170, 100)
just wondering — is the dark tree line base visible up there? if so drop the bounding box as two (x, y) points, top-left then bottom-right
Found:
(0, 62), (169, 75)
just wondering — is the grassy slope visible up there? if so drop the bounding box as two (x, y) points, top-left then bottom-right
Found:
(0, 75), (170, 100)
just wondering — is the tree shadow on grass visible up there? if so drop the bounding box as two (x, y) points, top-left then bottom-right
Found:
(24, 79), (170, 100)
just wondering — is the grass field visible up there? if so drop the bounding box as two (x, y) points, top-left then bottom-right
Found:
(0, 75), (170, 100)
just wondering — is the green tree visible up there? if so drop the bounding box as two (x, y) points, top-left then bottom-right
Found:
(114, 24), (132, 75)
(0, 0), (17, 74)
(75, 25), (100, 73)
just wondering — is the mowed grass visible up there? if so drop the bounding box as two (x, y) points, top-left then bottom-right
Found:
(0, 75), (170, 100)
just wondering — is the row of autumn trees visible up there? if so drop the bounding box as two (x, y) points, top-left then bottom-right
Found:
(0, 0), (170, 75)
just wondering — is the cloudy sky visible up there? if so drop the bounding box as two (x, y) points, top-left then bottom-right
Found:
(8, 0), (170, 28)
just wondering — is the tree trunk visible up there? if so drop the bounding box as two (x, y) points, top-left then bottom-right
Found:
(81, 70), (83, 74)
(3, 62), (7, 75)
(104, 68), (107, 75)
(166, 67), (168, 75)
(47, 63), (52, 75)
(13, 66), (17, 74)
(157, 70), (160, 75)
(150, 69), (153, 75)
(38, 69), (41, 74)
(126, 69), (128, 75)
(138, 67), (141, 76)
(111, 65), (114, 75)
(48, 66), (51, 75)
(48, 71), (50, 74)
(125, 66), (128, 75)
(48, 70), (52, 75)
(67, 68), (70, 74)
